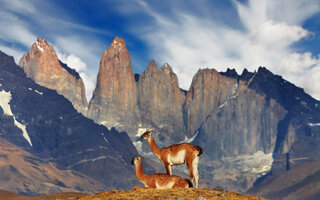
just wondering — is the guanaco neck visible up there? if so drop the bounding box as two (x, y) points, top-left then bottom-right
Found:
(148, 135), (161, 158)
(135, 161), (146, 180)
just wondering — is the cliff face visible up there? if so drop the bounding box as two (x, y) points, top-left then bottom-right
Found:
(190, 67), (320, 192)
(19, 38), (87, 114)
(183, 69), (239, 137)
(87, 37), (139, 132)
(137, 60), (186, 142)
(194, 79), (286, 160)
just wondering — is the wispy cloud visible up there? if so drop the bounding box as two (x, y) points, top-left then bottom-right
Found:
(0, 0), (109, 100)
(132, 0), (320, 99)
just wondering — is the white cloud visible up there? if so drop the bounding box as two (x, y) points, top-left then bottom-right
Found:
(0, 11), (36, 48)
(55, 46), (96, 101)
(1, 0), (37, 15)
(0, 0), (106, 101)
(79, 72), (96, 101)
(57, 52), (87, 72)
(134, 0), (320, 100)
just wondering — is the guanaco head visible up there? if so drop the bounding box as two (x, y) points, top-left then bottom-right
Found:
(141, 129), (154, 141)
(131, 156), (144, 166)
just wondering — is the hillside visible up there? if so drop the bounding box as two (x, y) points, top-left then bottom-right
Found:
(75, 187), (265, 200)
(249, 160), (320, 200)
(0, 188), (264, 200)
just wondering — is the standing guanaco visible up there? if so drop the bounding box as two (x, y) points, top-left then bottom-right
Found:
(141, 130), (203, 188)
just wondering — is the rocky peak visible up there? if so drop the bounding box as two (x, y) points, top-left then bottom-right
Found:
(19, 38), (88, 114)
(34, 37), (50, 52)
(0, 50), (25, 76)
(160, 63), (173, 74)
(110, 36), (126, 49)
(144, 59), (159, 74)
(137, 60), (186, 142)
(87, 37), (139, 132)
(220, 68), (238, 78)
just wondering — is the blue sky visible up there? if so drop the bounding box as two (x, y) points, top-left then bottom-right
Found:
(0, 0), (320, 100)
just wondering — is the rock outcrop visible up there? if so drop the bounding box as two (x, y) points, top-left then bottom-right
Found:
(87, 37), (139, 133)
(19, 38), (87, 114)
(137, 60), (186, 142)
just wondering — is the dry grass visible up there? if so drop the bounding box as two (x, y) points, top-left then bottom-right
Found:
(0, 190), (86, 200)
(0, 187), (264, 200)
(74, 187), (265, 200)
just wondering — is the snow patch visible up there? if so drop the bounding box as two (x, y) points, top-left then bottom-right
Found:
(308, 123), (320, 127)
(180, 131), (198, 144)
(36, 41), (44, 52)
(69, 156), (109, 168)
(0, 90), (13, 116)
(27, 88), (43, 95)
(219, 101), (228, 109)
(101, 132), (108, 143)
(0, 90), (32, 146)
(34, 90), (43, 95)
(136, 127), (148, 137)
(222, 151), (273, 175)
(133, 140), (143, 153)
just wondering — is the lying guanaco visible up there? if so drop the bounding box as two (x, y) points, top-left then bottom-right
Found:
(131, 156), (192, 189)
(141, 130), (203, 188)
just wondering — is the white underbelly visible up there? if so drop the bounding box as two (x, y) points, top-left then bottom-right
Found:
(156, 181), (175, 189)
(169, 150), (186, 164)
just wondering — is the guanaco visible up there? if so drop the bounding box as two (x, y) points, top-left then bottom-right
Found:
(131, 156), (192, 189)
(141, 130), (203, 188)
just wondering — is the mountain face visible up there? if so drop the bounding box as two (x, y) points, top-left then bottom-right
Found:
(0, 139), (107, 196)
(137, 60), (186, 143)
(19, 38), (88, 114)
(190, 68), (290, 159)
(0, 50), (140, 195)
(191, 67), (320, 193)
(248, 160), (320, 200)
(87, 37), (139, 133)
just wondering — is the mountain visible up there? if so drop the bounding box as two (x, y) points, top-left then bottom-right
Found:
(248, 160), (320, 200)
(0, 50), (141, 195)
(19, 38), (88, 114)
(0, 139), (107, 196)
(190, 67), (320, 193)
(87, 37), (139, 134)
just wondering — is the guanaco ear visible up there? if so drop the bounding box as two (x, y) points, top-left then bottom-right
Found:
(130, 157), (135, 165)
(150, 129), (154, 133)
(140, 157), (145, 160)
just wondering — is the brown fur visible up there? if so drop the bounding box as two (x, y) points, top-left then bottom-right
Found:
(131, 156), (192, 189)
(141, 130), (202, 188)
